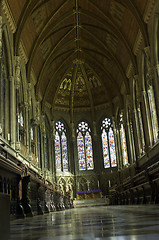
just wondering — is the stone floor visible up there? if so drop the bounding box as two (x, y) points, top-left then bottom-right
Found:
(9, 205), (159, 240)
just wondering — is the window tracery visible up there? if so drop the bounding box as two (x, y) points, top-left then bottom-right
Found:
(101, 118), (117, 168)
(55, 121), (69, 171)
(77, 121), (94, 171)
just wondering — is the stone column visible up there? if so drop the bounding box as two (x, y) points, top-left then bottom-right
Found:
(0, 64), (3, 136)
(129, 120), (136, 163)
(0, 16), (2, 136)
(15, 56), (21, 152)
(41, 115), (45, 174)
(9, 76), (16, 148)
(24, 101), (30, 162)
(126, 121), (133, 165)
(92, 121), (99, 170)
(70, 121), (77, 198)
(92, 120), (101, 186)
(0, 16), (2, 58)
(133, 108), (141, 158)
(144, 47), (156, 145)
(154, 64), (159, 121)
(34, 124), (38, 157)
(35, 101), (42, 171)
(27, 83), (32, 163)
(50, 120), (55, 177)
(5, 76), (9, 140)
(142, 90), (153, 147)
(70, 122), (76, 174)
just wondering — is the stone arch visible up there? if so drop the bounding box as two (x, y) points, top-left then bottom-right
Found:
(2, 24), (13, 77)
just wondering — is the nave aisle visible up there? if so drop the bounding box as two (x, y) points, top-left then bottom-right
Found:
(10, 205), (159, 240)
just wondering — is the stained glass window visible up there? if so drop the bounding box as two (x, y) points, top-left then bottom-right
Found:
(148, 87), (158, 142)
(120, 114), (128, 166)
(101, 118), (117, 168)
(77, 121), (94, 170)
(31, 127), (34, 140)
(18, 111), (24, 127)
(55, 121), (68, 171)
(137, 105), (145, 152)
(109, 128), (117, 167)
(61, 132), (68, 171)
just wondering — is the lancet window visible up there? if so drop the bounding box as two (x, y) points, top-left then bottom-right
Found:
(55, 121), (69, 171)
(77, 121), (94, 171)
(101, 118), (117, 168)
(119, 113), (128, 166)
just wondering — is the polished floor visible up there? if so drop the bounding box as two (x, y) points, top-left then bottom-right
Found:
(9, 205), (159, 240)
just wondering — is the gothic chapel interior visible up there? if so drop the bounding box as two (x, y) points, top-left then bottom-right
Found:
(1, 0), (159, 233)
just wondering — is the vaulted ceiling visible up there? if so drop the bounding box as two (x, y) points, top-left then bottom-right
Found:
(4, 0), (154, 112)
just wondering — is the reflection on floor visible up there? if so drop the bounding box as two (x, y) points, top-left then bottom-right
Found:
(9, 205), (159, 240)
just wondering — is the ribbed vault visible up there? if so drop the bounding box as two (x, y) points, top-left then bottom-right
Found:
(6, 0), (151, 113)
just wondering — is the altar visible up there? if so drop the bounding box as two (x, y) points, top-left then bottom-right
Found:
(76, 190), (102, 200)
